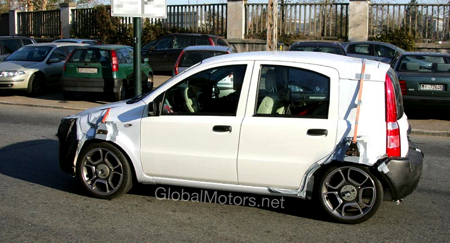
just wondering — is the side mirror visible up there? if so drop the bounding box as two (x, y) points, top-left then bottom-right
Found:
(148, 101), (159, 116)
(143, 58), (149, 63)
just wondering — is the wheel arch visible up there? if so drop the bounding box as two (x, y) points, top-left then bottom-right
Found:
(79, 138), (139, 183)
(309, 161), (393, 201)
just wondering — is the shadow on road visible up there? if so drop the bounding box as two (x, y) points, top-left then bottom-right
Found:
(0, 138), (332, 223)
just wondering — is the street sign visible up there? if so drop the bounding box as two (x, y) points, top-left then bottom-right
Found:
(111, 0), (167, 18)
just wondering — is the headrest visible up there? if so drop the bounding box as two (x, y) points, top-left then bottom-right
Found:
(265, 70), (277, 91)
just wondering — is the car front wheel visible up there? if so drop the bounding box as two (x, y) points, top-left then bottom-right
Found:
(77, 142), (133, 199)
(317, 165), (383, 224)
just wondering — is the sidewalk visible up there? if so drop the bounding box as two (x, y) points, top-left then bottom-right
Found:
(0, 75), (449, 137)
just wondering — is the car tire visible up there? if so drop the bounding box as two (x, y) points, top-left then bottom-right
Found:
(77, 142), (133, 199)
(316, 165), (383, 224)
(114, 81), (126, 101)
(143, 74), (153, 92)
(27, 73), (45, 96)
(63, 91), (76, 100)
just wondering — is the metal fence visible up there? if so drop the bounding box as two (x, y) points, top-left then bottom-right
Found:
(369, 3), (450, 41)
(0, 13), (9, 36)
(17, 9), (60, 37)
(72, 3), (227, 38)
(245, 3), (349, 39)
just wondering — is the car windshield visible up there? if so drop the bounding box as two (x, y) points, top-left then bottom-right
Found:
(291, 46), (345, 55)
(179, 51), (227, 67)
(68, 49), (111, 63)
(6, 46), (52, 62)
(399, 55), (450, 73)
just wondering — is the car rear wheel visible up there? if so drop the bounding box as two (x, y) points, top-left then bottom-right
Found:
(317, 165), (383, 224)
(114, 81), (126, 101)
(27, 73), (45, 96)
(77, 142), (133, 199)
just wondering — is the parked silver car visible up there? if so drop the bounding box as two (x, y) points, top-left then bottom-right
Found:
(0, 42), (87, 95)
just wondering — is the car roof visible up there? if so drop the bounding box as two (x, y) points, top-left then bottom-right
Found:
(342, 41), (404, 51)
(24, 42), (88, 48)
(200, 51), (390, 82)
(290, 41), (344, 47)
(183, 45), (233, 52)
(399, 51), (450, 57)
(53, 38), (97, 42)
(72, 44), (130, 50)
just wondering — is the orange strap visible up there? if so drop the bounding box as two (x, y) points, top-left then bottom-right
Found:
(101, 108), (111, 123)
(352, 59), (366, 144)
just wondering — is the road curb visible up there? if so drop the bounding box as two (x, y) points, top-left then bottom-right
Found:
(0, 101), (86, 111)
(410, 129), (450, 137)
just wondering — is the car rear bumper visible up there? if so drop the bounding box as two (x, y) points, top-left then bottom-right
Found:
(61, 77), (121, 93)
(403, 95), (450, 109)
(375, 142), (424, 201)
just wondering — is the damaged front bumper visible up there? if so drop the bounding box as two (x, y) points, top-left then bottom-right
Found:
(375, 143), (424, 201)
(56, 118), (78, 175)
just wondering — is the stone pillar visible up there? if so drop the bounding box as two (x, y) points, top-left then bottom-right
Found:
(348, 0), (370, 42)
(227, 0), (246, 39)
(59, 3), (76, 39)
(9, 9), (18, 36)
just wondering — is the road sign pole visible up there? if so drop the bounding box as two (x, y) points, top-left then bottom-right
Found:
(133, 17), (142, 96)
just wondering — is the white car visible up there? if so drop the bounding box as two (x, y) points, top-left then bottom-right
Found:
(57, 51), (423, 224)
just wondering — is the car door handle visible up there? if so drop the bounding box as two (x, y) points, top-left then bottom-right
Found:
(213, 125), (232, 133)
(307, 129), (328, 136)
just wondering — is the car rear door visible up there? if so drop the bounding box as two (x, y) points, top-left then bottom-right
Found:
(237, 62), (339, 189)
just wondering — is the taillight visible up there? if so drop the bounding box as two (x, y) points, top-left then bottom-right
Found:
(385, 74), (401, 157)
(208, 38), (215, 45)
(173, 50), (184, 75)
(111, 50), (119, 72)
(399, 80), (407, 95)
(63, 50), (75, 71)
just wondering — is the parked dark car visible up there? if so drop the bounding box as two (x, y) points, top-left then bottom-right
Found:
(343, 41), (404, 63)
(289, 41), (346, 55)
(0, 36), (37, 61)
(390, 51), (450, 110)
(141, 33), (234, 72)
(173, 45), (237, 76)
(61, 45), (153, 101)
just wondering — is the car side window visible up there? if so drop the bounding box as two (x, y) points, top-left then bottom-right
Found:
(159, 65), (247, 116)
(376, 45), (396, 58)
(155, 36), (173, 50)
(21, 39), (33, 46)
(173, 36), (191, 49)
(119, 48), (132, 63)
(255, 65), (329, 119)
(0, 39), (20, 54)
(217, 39), (228, 46)
(195, 37), (210, 45)
(349, 44), (370, 55)
(51, 47), (67, 61)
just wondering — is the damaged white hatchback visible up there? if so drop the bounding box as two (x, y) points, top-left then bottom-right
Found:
(57, 51), (423, 224)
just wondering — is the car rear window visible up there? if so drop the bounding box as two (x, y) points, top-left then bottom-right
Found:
(398, 55), (450, 73)
(69, 49), (111, 63)
(179, 51), (227, 67)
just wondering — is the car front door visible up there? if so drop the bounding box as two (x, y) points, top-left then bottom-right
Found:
(140, 62), (252, 184)
(237, 62), (339, 189)
(43, 47), (67, 85)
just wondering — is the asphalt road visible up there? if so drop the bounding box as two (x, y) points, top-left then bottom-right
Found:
(0, 104), (449, 242)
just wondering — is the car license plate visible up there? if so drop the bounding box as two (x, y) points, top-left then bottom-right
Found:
(420, 84), (444, 91)
(78, 68), (98, 74)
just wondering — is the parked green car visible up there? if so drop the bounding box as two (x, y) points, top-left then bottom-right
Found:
(61, 45), (153, 101)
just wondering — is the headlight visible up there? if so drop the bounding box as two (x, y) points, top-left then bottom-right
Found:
(0, 70), (26, 77)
